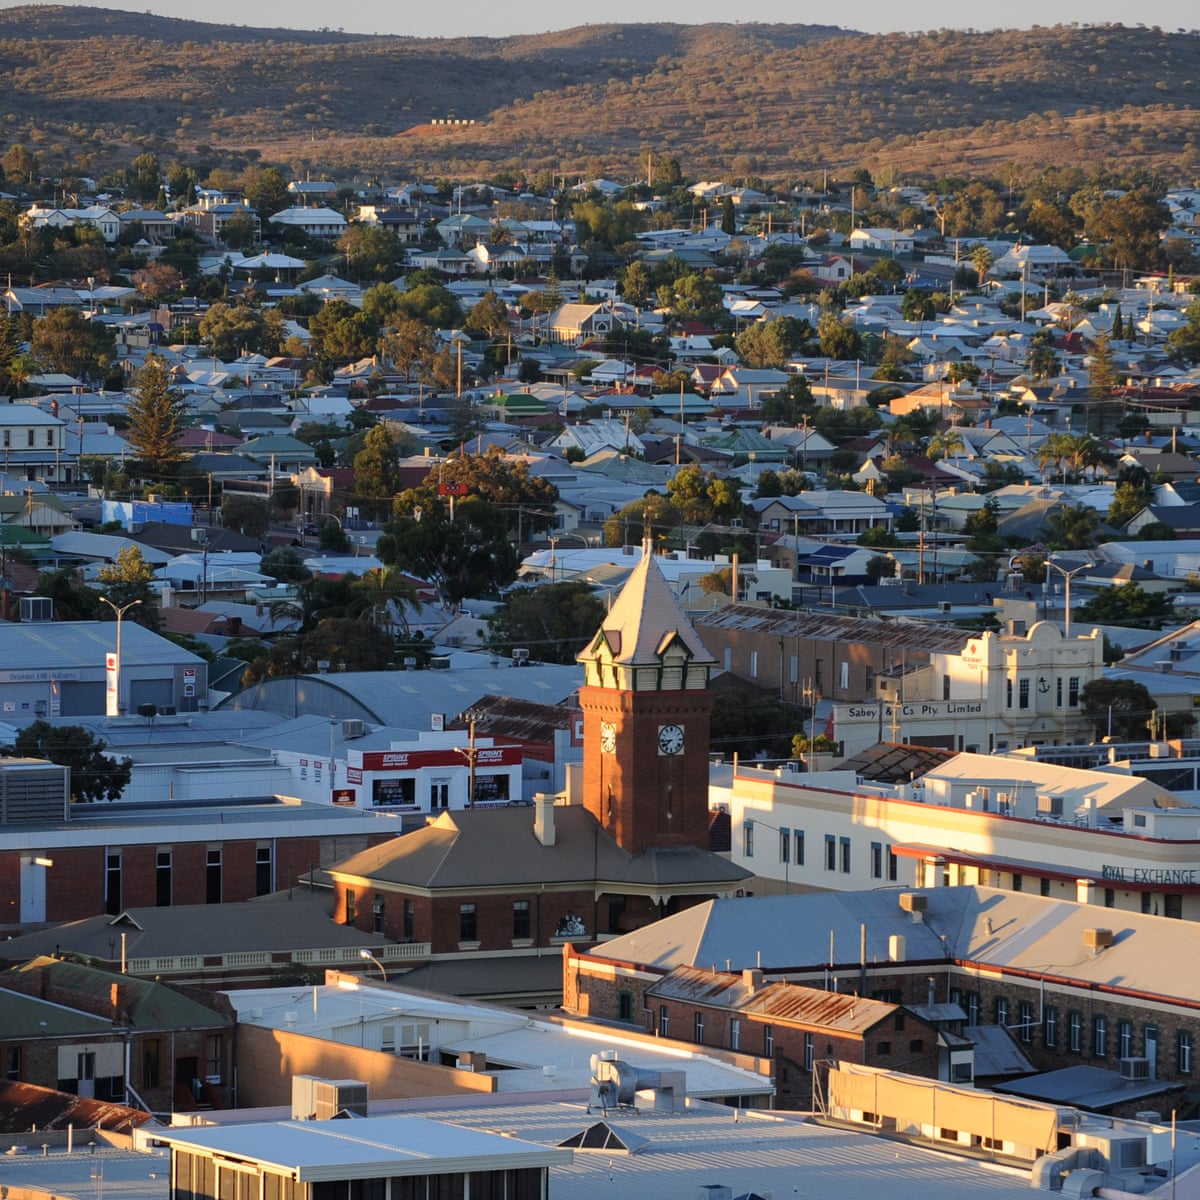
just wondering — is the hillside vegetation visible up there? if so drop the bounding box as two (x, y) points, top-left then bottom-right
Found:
(0, 8), (1197, 181)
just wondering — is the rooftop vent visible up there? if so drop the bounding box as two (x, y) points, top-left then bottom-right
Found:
(1083, 928), (1114, 952)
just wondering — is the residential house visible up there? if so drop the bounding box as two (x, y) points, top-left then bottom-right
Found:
(269, 206), (347, 239)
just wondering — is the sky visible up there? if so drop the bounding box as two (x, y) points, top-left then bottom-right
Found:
(2, 0), (1198, 39)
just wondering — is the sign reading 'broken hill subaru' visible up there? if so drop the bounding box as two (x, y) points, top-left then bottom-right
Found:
(1101, 865), (1200, 885)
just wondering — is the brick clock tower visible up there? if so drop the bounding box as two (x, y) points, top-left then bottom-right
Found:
(577, 545), (716, 855)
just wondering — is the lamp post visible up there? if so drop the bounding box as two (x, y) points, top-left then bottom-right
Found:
(99, 595), (141, 717)
(359, 948), (387, 982)
(744, 816), (791, 894)
(1046, 557), (1093, 638)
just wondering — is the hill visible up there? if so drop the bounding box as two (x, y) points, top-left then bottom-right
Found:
(0, 9), (1197, 181)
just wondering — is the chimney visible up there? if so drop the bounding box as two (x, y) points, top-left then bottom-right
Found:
(742, 968), (763, 994)
(533, 792), (556, 846)
(899, 892), (927, 923)
(1077, 878), (1097, 905)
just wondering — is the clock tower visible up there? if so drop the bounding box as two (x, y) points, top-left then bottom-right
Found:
(577, 543), (716, 855)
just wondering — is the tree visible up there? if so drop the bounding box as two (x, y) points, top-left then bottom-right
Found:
(199, 301), (276, 360)
(221, 495), (270, 539)
(221, 211), (259, 251)
(432, 451), (559, 536)
(308, 301), (379, 364)
(260, 546), (312, 584)
(736, 317), (799, 369)
(658, 271), (723, 324)
(971, 244), (993, 284)
(817, 312), (861, 360)
(96, 545), (160, 630)
(927, 428), (966, 462)
(30, 308), (116, 381)
(397, 282), (463, 330)
(243, 165), (290, 216)
(124, 354), (188, 474)
(759, 374), (815, 425)
(1075, 582), (1176, 629)
(901, 288), (935, 323)
(486, 581), (604, 665)
(380, 317), (435, 382)
(34, 567), (102, 620)
(1166, 304), (1200, 364)
(865, 553), (896, 582)
(464, 290), (510, 339)
(1107, 480), (1152, 528)
(353, 424), (402, 517)
(348, 568), (421, 637)
(720, 196), (736, 235)
(620, 261), (652, 307)
(1085, 187), (1172, 270)
(4, 721), (132, 803)
(1041, 502), (1100, 550)
(337, 225), (402, 281)
(1080, 678), (1157, 741)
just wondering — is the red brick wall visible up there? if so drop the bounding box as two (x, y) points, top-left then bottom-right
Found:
(579, 685), (714, 854)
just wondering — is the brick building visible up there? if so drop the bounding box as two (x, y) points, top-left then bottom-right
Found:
(327, 544), (750, 997)
(0, 956), (233, 1112)
(644, 963), (940, 1107)
(564, 885), (1200, 1107)
(0, 760), (398, 930)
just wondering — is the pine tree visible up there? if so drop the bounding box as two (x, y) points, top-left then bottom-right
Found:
(125, 353), (187, 476)
(1111, 305), (1124, 342)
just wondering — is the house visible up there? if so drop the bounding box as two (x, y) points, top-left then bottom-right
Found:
(21, 205), (121, 242)
(849, 227), (915, 255)
(269, 206), (347, 239)
(546, 302), (623, 345)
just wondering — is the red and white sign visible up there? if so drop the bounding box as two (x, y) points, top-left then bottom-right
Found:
(359, 746), (521, 771)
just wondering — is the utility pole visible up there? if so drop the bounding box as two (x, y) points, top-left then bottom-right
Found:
(455, 718), (478, 808)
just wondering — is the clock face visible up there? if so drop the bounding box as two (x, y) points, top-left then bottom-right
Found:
(600, 721), (617, 754)
(658, 723), (685, 756)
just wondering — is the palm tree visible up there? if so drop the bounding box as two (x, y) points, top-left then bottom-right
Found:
(928, 428), (967, 463)
(348, 568), (421, 637)
(971, 244), (993, 286)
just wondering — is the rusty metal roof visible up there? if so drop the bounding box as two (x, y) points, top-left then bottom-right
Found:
(453, 694), (579, 745)
(0, 1079), (153, 1134)
(840, 741), (958, 784)
(647, 964), (901, 1035)
(695, 605), (969, 652)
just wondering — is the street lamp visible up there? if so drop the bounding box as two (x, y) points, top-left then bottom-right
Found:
(99, 595), (142, 717)
(744, 816), (791, 894)
(1046, 557), (1093, 638)
(359, 948), (387, 982)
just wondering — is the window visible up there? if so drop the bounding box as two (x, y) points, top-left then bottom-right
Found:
(1006, 678), (1013, 708)
(839, 836), (851, 874)
(967, 993), (980, 1025)
(825, 834), (836, 871)
(658, 1005), (669, 1037)
(730, 1017), (741, 1051)
(1142, 891), (1154, 914)
(155, 849), (172, 907)
(459, 903), (478, 943)
(1165, 894), (1183, 919)
(617, 991), (633, 1022)
(344, 889), (357, 925)
(255, 845), (273, 896)
(749, 651), (758, 678)
(430, 779), (450, 809)
(779, 828), (790, 864)
(142, 1039), (160, 1090)
(26, 429), (34, 447)
(840, 661), (849, 691)
(744, 822), (755, 857)
(871, 842), (883, 879)
(876, 1041), (892, 1055)
(205, 848), (222, 904)
(910, 1039), (925, 1053)
(105, 850), (122, 916)
(1178, 1030), (1192, 1074)
(1019, 1002), (1034, 1044)
(1119, 1021), (1133, 1059)
(205, 1034), (221, 1082)
(1104, 888), (1115, 908)
(6, 1047), (21, 1081)
(1056, 677), (1063, 707)
(694, 1011), (705, 1042)
(1012, 873), (1023, 892)
(512, 900), (531, 940)
(1044, 1006), (1058, 1049)
(887, 847), (898, 882)
(1041, 877), (1052, 897)
(865, 665), (874, 694)
(764, 1025), (775, 1056)
(803, 1032), (814, 1071)
(1019, 678), (1030, 709)
(403, 899), (414, 941)
(995, 997), (1009, 1027)
(373, 895), (385, 934)
(1069, 1011), (1083, 1053)
(794, 830), (805, 866)
(1068, 676), (1080, 706)
(942, 674), (951, 700)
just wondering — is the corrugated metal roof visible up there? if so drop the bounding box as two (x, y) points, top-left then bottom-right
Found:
(648, 965), (898, 1034)
(696, 605), (969, 652)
